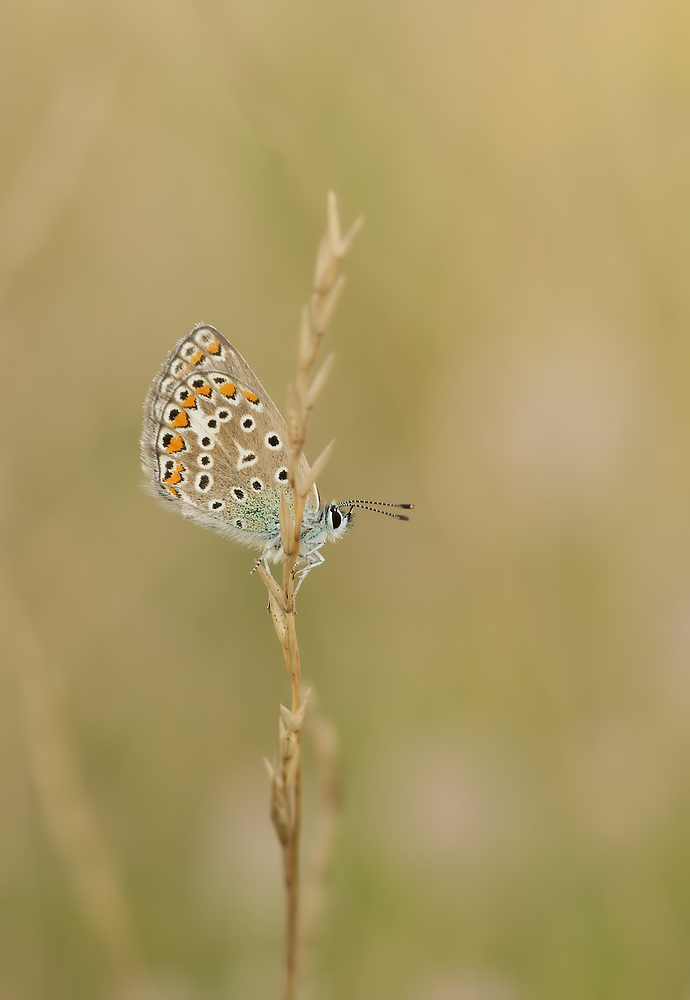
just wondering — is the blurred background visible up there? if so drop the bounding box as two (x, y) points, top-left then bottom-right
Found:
(1, 1), (690, 998)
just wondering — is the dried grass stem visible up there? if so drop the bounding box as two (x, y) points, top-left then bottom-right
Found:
(261, 193), (361, 1000)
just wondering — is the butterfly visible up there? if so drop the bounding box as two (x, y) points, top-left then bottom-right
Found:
(141, 323), (412, 584)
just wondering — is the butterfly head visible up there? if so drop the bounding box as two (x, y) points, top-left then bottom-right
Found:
(323, 501), (355, 541)
(302, 499), (413, 552)
(297, 501), (354, 556)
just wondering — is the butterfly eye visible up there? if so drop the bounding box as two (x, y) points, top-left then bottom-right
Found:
(330, 507), (342, 530)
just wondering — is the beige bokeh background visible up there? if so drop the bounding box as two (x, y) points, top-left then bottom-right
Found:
(2, 1), (690, 998)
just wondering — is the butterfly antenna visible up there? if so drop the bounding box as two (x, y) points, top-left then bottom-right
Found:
(334, 500), (414, 521)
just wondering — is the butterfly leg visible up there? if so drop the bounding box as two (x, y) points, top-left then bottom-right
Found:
(293, 548), (325, 594)
(251, 555), (282, 612)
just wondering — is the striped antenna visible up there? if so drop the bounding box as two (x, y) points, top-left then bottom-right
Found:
(334, 500), (414, 521)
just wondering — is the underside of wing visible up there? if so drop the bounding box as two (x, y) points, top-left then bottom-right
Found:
(141, 325), (319, 546)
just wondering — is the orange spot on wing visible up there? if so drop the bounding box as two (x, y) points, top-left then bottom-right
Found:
(171, 411), (189, 428)
(165, 486), (180, 498)
(190, 350), (204, 365)
(163, 462), (185, 486)
(196, 383), (212, 397)
(243, 389), (259, 403)
(206, 339), (221, 355)
(181, 393), (197, 408)
(165, 435), (185, 453)
(219, 382), (237, 398)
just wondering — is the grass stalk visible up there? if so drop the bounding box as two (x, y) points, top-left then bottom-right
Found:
(258, 192), (362, 1000)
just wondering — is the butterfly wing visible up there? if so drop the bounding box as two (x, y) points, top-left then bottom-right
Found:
(141, 324), (318, 549)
